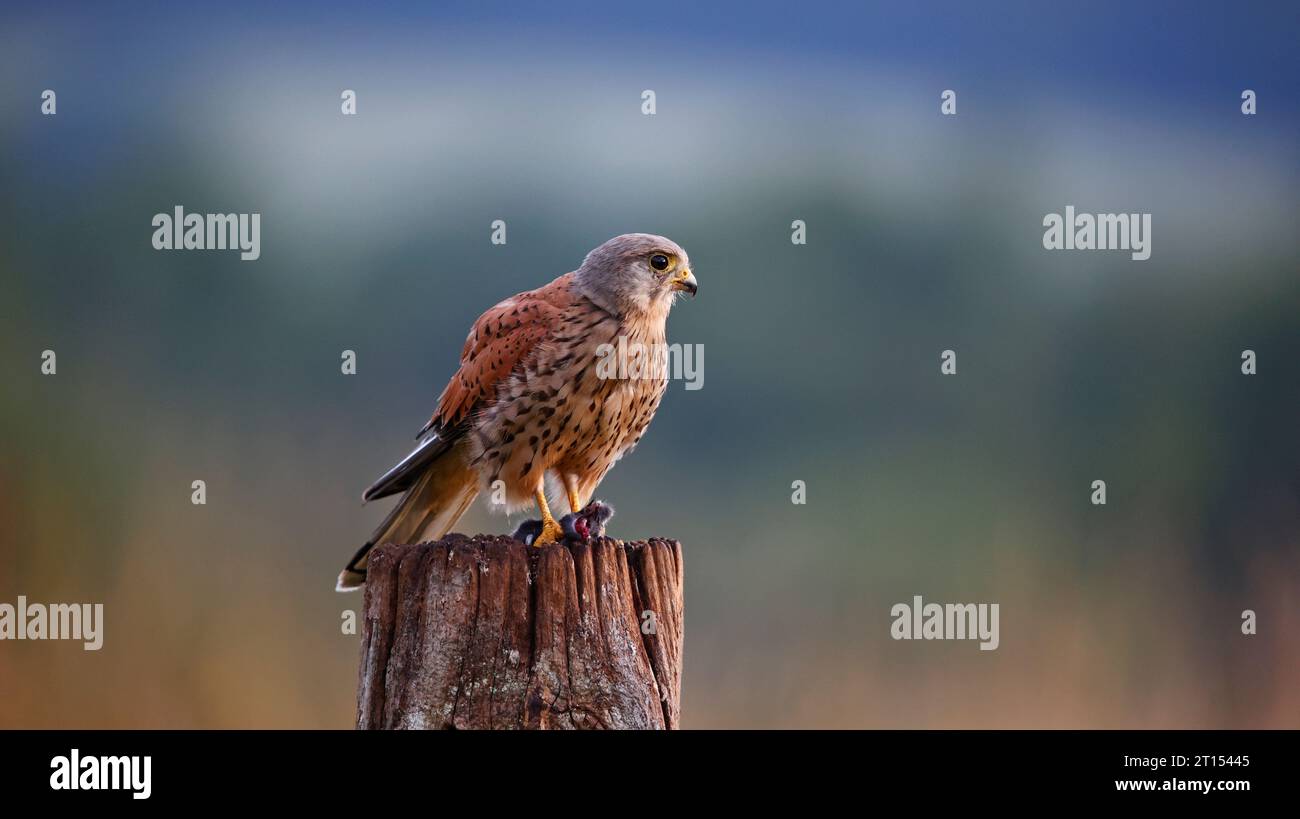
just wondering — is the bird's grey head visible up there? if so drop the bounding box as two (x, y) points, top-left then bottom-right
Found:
(573, 233), (697, 317)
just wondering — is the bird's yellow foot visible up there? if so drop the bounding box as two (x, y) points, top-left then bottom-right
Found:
(528, 488), (564, 547)
(532, 518), (564, 547)
(511, 500), (614, 545)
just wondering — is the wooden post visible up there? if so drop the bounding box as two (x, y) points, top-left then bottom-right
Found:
(355, 534), (683, 729)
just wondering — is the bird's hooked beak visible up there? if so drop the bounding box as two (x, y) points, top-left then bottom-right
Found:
(669, 267), (698, 296)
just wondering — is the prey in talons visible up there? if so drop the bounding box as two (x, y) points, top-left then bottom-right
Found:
(512, 500), (615, 546)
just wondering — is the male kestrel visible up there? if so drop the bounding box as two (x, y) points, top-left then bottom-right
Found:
(336, 234), (697, 590)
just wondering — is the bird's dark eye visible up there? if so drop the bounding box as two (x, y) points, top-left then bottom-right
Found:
(650, 254), (670, 271)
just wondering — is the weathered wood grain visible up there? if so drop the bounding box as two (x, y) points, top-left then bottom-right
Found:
(355, 534), (684, 730)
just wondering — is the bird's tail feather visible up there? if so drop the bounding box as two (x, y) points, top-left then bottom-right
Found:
(336, 450), (479, 592)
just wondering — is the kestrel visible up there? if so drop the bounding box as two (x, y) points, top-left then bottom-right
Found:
(336, 234), (697, 590)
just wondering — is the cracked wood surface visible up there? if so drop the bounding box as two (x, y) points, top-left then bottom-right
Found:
(356, 534), (684, 729)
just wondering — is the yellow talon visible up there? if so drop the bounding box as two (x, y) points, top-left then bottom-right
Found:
(532, 488), (563, 547)
(533, 519), (564, 547)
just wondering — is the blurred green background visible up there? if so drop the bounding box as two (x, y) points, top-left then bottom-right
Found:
(1, 3), (1297, 727)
